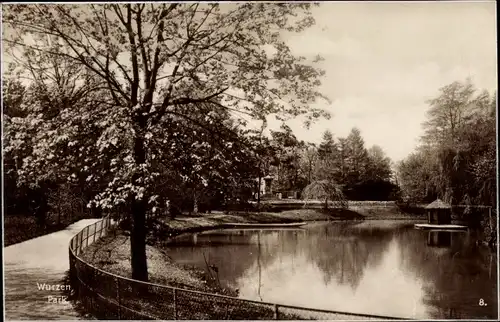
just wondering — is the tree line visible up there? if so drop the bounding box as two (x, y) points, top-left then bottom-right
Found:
(397, 79), (496, 207)
(396, 79), (496, 226)
(253, 124), (397, 201)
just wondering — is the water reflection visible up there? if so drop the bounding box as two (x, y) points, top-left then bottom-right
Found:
(400, 229), (496, 319)
(427, 231), (452, 248)
(166, 221), (497, 319)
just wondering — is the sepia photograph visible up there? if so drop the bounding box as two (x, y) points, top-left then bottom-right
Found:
(2, 1), (498, 321)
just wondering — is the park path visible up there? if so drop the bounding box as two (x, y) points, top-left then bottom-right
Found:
(4, 219), (100, 320)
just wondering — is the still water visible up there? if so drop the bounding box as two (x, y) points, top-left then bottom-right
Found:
(166, 220), (497, 319)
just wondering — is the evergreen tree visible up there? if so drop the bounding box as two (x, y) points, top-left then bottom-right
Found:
(345, 127), (369, 185)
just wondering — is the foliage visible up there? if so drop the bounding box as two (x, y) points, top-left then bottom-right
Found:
(344, 127), (369, 185)
(4, 2), (330, 207)
(397, 79), (496, 222)
(47, 183), (89, 225)
(3, 78), (27, 118)
(302, 180), (348, 209)
(315, 130), (340, 181)
(3, 3), (329, 281)
(365, 145), (392, 182)
(294, 127), (396, 200)
(299, 142), (319, 185)
(269, 124), (307, 192)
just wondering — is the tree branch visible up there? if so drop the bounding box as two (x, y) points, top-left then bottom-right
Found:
(136, 5), (150, 86)
(126, 4), (140, 106)
(170, 87), (230, 107)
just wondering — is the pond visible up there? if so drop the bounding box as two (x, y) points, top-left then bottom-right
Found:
(166, 220), (497, 319)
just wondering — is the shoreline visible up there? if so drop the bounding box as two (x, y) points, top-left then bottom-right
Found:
(147, 208), (423, 244)
(82, 209), (425, 297)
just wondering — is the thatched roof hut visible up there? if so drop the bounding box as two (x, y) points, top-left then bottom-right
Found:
(425, 199), (451, 209)
(426, 199), (452, 225)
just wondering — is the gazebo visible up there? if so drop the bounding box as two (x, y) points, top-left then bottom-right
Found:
(425, 199), (452, 225)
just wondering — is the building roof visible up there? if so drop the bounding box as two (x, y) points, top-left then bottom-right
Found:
(425, 199), (451, 209)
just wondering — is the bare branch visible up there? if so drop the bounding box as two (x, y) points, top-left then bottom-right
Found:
(170, 87), (229, 106)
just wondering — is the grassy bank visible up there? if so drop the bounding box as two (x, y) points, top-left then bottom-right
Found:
(348, 205), (425, 220)
(154, 206), (425, 234)
(147, 208), (368, 242)
(79, 231), (236, 294)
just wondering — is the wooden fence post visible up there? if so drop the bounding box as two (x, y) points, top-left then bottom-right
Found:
(116, 277), (121, 319)
(68, 248), (75, 286)
(274, 304), (279, 320)
(93, 223), (97, 244)
(488, 207), (493, 232)
(89, 286), (93, 313)
(86, 226), (90, 248)
(79, 232), (84, 255)
(173, 288), (178, 320)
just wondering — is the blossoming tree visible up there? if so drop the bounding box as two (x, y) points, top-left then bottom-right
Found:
(3, 3), (330, 281)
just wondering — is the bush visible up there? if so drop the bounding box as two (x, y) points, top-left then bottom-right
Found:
(223, 200), (255, 212)
(395, 202), (426, 215)
(251, 202), (278, 212)
(343, 180), (400, 201)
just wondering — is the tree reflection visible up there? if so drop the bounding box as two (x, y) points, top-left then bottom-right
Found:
(166, 223), (496, 319)
(166, 229), (301, 290)
(169, 223), (401, 291)
(299, 223), (398, 289)
(398, 229), (497, 319)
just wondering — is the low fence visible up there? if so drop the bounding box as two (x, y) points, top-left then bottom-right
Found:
(69, 216), (408, 320)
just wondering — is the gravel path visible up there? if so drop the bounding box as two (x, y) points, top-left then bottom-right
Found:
(4, 219), (100, 320)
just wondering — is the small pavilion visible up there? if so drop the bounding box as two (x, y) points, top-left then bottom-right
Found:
(425, 199), (452, 225)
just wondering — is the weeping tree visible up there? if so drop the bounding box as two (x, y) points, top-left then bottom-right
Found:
(302, 179), (348, 209)
(3, 3), (330, 281)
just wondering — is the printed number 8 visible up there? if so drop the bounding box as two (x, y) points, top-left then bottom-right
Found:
(479, 299), (486, 306)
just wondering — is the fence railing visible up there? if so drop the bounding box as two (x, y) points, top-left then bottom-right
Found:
(69, 216), (409, 320)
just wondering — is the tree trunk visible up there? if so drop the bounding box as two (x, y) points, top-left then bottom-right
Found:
(308, 160), (312, 184)
(57, 188), (61, 225)
(193, 191), (199, 214)
(257, 172), (262, 208)
(35, 207), (46, 228)
(130, 134), (148, 282)
(131, 198), (148, 281)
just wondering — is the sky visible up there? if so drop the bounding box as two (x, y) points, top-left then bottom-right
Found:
(267, 1), (497, 163)
(2, 2), (496, 163)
